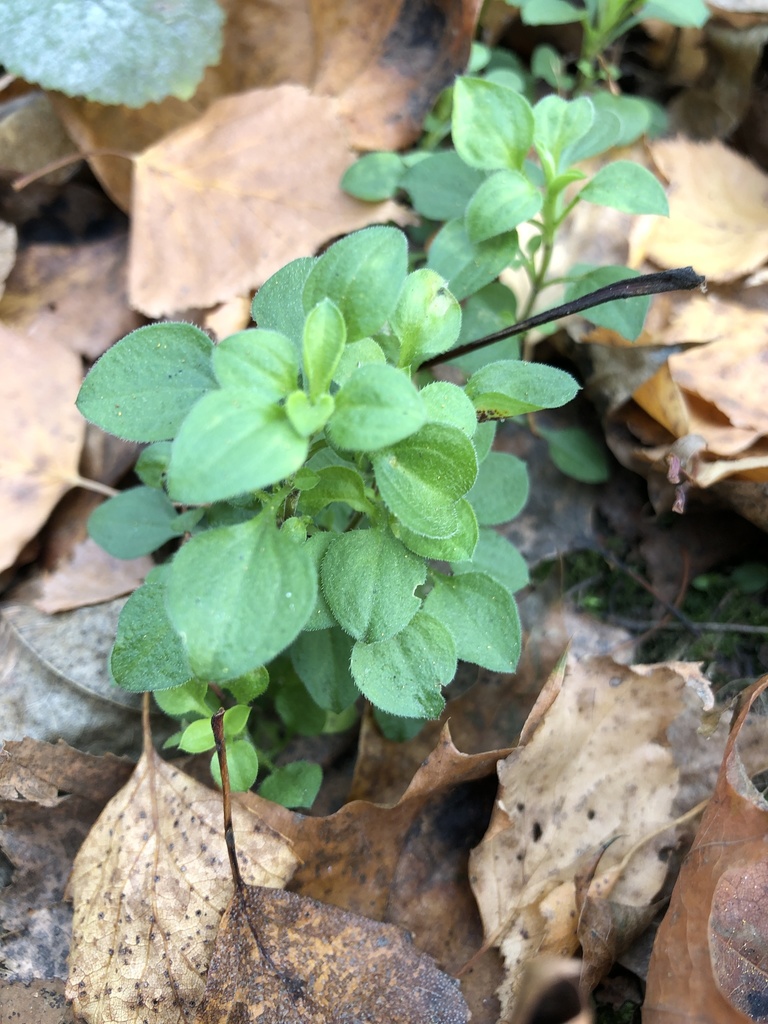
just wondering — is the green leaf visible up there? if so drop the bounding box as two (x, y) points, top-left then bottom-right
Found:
(452, 78), (534, 171)
(303, 226), (408, 342)
(452, 527), (529, 594)
(326, 363), (426, 451)
(427, 219), (520, 301)
(393, 498), (479, 562)
(251, 257), (316, 350)
(274, 665), (327, 736)
(168, 390), (308, 503)
(539, 425), (611, 483)
(400, 151), (486, 220)
(588, 93), (652, 150)
(533, 95), (594, 173)
(530, 44), (574, 91)
(465, 171), (543, 243)
(578, 161), (669, 216)
(285, 391), (335, 438)
(519, 0), (584, 24)
(474, 422), (497, 463)
(465, 360), (579, 417)
(373, 709), (427, 742)
(303, 298), (346, 400)
(88, 486), (179, 559)
(135, 441), (172, 489)
(341, 152), (406, 201)
(642, 0), (709, 27)
(0, 0), (224, 106)
(111, 580), (193, 692)
(391, 269), (462, 367)
(77, 323), (216, 442)
(211, 739), (259, 792)
(213, 329), (298, 400)
(258, 762), (322, 809)
(562, 105), (622, 164)
(424, 571), (521, 672)
(178, 717), (216, 754)
(166, 515), (317, 680)
(420, 382), (478, 437)
(333, 338), (386, 386)
(321, 528), (425, 643)
(466, 451), (528, 525)
(451, 283), (519, 373)
(298, 466), (373, 516)
(221, 666), (270, 704)
(153, 680), (211, 719)
(350, 612), (456, 718)
(372, 423), (478, 539)
(564, 265), (650, 341)
(290, 627), (358, 713)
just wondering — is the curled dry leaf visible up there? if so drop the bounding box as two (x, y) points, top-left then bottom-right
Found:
(0, 323), (84, 573)
(644, 675), (768, 1023)
(66, 716), (298, 1024)
(129, 85), (410, 316)
(469, 656), (713, 1018)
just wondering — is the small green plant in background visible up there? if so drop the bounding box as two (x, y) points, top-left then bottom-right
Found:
(78, 224), (580, 805)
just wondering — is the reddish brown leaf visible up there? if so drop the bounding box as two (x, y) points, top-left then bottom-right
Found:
(644, 675), (768, 1023)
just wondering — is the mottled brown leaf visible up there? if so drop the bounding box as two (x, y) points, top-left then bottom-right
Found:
(644, 675), (768, 1023)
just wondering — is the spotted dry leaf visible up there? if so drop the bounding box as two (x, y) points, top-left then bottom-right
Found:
(194, 884), (469, 1024)
(66, 740), (298, 1024)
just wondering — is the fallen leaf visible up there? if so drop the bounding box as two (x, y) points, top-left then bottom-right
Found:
(32, 537), (152, 614)
(631, 138), (768, 282)
(195, 884), (470, 1024)
(0, 91), (79, 185)
(506, 956), (593, 1024)
(0, 235), (141, 360)
(0, 737), (133, 806)
(129, 85), (410, 315)
(0, 323), (85, 572)
(468, 656), (714, 1017)
(644, 675), (768, 1023)
(66, 713), (298, 1024)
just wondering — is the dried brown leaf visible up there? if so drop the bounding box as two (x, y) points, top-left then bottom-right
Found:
(128, 86), (410, 316)
(0, 323), (84, 572)
(32, 537), (152, 614)
(66, 735), (298, 1024)
(644, 675), (768, 1023)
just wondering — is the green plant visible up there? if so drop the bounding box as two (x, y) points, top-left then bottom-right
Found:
(513, 0), (709, 89)
(77, 224), (582, 804)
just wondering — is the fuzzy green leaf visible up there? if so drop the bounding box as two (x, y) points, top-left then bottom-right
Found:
(400, 151), (486, 220)
(153, 680), (211, 719)
(284, 391), (335, 438)
(166, 515), (316, 680)
(213, 329), (298, 400)
(392, 269), (462, 368)
(303, 298), (346, 400)
(467, 451), (529, 525)
(451, 284), (519, 373)
(302, 533), (336, 631)
(465, 171), (543, 243)
(427, 219), (520, 301)
(88, 486), (179, 559)
(519, 0), (584, 24)
(0, 0), (224, 106)
(452, 527), (529, 594)
(642, 0), (709, 28)
(298, 466), (373, 516)
(251, 257), (316, 350)
(77, 323), (216, 442)
(333, 338), (386, 386)
(533, 95), (594, 172)
(290, 627), (358, 713)
(564, 265), (650, 341)
(539, 425), (611, 483)
(258, 762), (322, 809)
(452, 78), (534, 171)
(221, 667), (270, 705)
(372, 423), (478, 539)
(168, 390), (307, 503)
(303, 226), (407, 342)
(578, 161), (669, 216)
(392, 498), (479, 562)
(326, 363), (426, 451)
(424, 571), (521, 672)
(420, 382), (478, 436)
(178, 718), (216, 754)
(135, 441), (172, 489)
(321, 528), (425, 643)
(111, 579), (193, 692)
(350, 613), (456, 718)
(465, 360), (579, 417)
(211, 739), (259, 792)
(341, 152), (406, 201)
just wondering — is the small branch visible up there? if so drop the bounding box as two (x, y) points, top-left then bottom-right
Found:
(424, 266), (705, 369)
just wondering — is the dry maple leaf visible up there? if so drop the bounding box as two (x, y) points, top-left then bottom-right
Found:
(66, 707), (298, 1024)
(644, 674), (768, 1023)
(195, 711), (470, 1024)
(128, 85), (410, 316)
(469, 656), (714, 1018)
(0, 323), (85, 573)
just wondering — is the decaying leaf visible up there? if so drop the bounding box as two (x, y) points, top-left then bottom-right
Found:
(129, 85), (410, 315)
(0, 323), (85, 573)
(195, 710), (470, 1024)
(469, 656), (714, 1017)
(32, 537), (153, 615)
(65, 712), (298, 1024)
(644, 675), (768, 1023)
